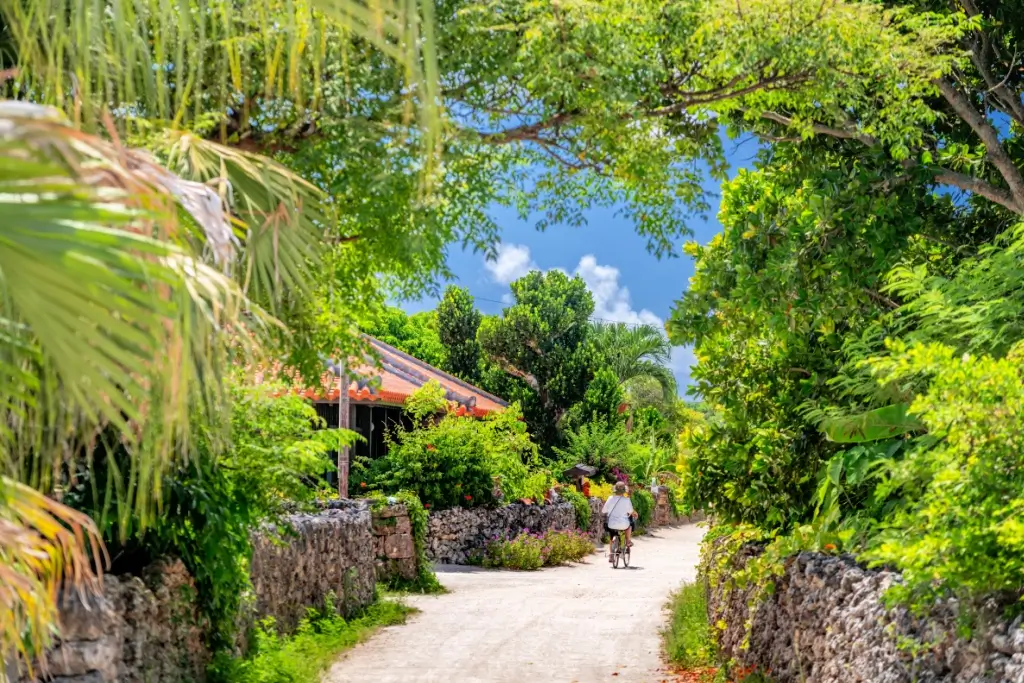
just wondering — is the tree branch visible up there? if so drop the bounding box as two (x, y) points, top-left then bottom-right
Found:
(757, 109), (1024, 214)
(935, 78), (1024, 211)
(862, 287), (900, 310)
(757, 110), (877, 146)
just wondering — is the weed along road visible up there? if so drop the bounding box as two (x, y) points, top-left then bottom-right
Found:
(325, 523), (705, 683)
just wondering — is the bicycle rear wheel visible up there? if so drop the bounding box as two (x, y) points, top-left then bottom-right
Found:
(622, 543), (630, 568)
(611, 535), (620, 568)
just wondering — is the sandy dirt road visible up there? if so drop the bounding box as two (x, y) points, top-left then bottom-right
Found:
(324, 523), (705, 683)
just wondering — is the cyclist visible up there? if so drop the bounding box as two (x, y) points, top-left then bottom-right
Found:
(602, 481), (638, 562)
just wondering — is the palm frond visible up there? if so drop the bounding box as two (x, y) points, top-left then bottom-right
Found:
(0, 0), (442, 177)
(0, 101), (259, 517)
(0, 476), (104, 680)
(591, 322), (677, 400)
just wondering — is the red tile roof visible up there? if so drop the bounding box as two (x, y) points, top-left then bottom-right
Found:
(253, 335), (507, 417)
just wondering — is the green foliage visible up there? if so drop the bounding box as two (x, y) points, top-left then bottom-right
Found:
(565, 367), (625, 429)
(437, 286), (483, 382)
(366, 492), (443, 595)
(560, 487), (592, 531)
(553, 421), (629, 482)
(369, 402), (543, 510)
(210, 595), (414, 683)
(363, 307), (447, 369)
(859, 342), (1024, 609)
(622, 436), (676, 488)
(478, 270), (598, 454)
(820, 404), (923, 444)
(404, 380), (449, 423)
(631, 490), (655, 530)
(482, 529), (593, 570)
(483, 532), (545, 570)
(66, 385), (345, 650)
(663, 581), (715, 669)
(591, 322), (677, 402)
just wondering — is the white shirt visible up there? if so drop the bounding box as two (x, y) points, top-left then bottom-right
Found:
(602, 495), (634, 530)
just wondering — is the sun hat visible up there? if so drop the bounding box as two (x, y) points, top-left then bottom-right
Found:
(613, 481), (627, 494)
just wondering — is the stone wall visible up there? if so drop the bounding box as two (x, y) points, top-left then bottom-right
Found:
(249, 499), (378, 634)
(587, 496), (605, 539)
(20, 500), (388, 683)
(16, 560), (209, 683)
(707, 543), (1024, 683)
(371, 503), (417, 584)
(425, 501), (577, 564)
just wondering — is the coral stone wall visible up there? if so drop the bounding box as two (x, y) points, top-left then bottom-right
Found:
(249, 501), (378, 634)
(425, 501), (577, 564)
(371, 503), (417, 583)
(15, 560), (209, 683)
(18, 500), (402, 683)
(707, 543), (1024, 683)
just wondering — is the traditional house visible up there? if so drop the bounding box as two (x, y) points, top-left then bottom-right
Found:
(255, 335), (507, 496)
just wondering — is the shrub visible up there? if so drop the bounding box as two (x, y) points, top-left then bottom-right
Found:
(369, 388), (543, 510)
(586, 478), (615, 500)
(371, 413), (496, 510)
(483, 532), (546, 570)
(553, 421), (629, 481)
(561, 487), (592, 530)
(862, 341), (1024, 611)
(632, 489), (655, 529)
(210, 594), (413, 683)
(543, 530), (594, 565)
(663, 581), (715, 668)
(65, 384), (344, 650)
(483, 529), (593, 570)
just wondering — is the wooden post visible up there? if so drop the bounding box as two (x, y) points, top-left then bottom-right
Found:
(337, 362), (350, 499)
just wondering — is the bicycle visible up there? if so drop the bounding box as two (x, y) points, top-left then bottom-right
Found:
(608, 528), (630, 569)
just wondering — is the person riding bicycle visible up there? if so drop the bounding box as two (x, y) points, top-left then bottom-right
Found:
(602, 481), (638, 562)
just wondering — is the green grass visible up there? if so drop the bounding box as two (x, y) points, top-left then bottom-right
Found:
(663, 580), (716, 668)
(211, 598), (415, 683)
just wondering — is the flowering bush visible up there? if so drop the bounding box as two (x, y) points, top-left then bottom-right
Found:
(543, 530), (594, 565)
(585, 478), (614, 500)
(365, 384), (544, 511)
(483, 531), (546, 570)
(483, 528), (593, 570)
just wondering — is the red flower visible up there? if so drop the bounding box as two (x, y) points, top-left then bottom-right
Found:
(824, 543), (837, 552)
(465, 494), (473, 501)
(426, 444), (436, 451)
(423, 503), (431, 509)
(360, 482), (367, 488)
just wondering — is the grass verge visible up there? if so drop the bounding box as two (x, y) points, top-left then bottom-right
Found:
(663, 580), (715, 669)
(663, 581), (776, 683)
(211, 597), (415, 683)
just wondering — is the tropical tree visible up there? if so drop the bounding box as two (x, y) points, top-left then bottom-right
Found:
(478, 270), (597, 453)
(591, 322), (676, 402)
(0, 0), (440, 669)
(437, 286), (483, 382)
(363, 307), (447, 368)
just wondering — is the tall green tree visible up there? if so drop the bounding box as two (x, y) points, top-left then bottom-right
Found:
(478, 270), (597, 453)
(437, 286), (483, 382)
(363, 307), (447, 368)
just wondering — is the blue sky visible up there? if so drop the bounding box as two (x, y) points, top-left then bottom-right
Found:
(402, 134), (763, 394)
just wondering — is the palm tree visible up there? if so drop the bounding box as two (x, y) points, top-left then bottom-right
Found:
(0, 0), (440, 671)
(590, 322), (677, 403)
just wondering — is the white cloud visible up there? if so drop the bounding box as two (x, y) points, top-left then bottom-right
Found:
(482, 247), (698, 389)
(574, 255), (662, 328)
(484, 243), (537, 284)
